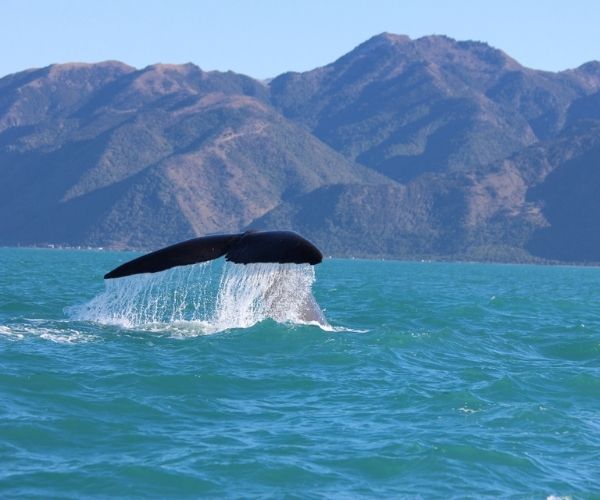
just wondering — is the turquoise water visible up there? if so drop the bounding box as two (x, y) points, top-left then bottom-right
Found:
(1, 248), (599, 498)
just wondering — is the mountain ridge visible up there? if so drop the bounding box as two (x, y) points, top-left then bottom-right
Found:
(1, 33), (600, 262)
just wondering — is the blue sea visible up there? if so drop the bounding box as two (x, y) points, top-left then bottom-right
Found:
(1, 247), (599, 498)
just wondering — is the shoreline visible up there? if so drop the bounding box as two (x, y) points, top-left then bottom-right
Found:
(2, 244), (599, 269)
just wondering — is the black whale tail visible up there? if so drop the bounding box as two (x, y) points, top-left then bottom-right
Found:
(104, 231), (323, 279)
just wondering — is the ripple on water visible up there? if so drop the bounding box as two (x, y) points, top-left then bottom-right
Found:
(1, 251), (600, 496)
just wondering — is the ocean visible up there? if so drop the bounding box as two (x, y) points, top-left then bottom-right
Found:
(1, 247), (599, 498)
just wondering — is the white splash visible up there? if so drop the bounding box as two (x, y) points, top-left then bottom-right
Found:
(212, 263), (327, 330)
(0, 322), (97, 344)
(69, 261), (328, 333)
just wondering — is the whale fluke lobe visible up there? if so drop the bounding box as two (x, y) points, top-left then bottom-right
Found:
(225, 231), (322, 265)
(104, 231), (322, 279)
(103, 234), (240, 279)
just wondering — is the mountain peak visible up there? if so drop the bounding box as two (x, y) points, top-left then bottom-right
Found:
(342, 32), (519, 73)
(369, 32), (412, 44)
(415, 33), (457, 44)
(141, 62), (201, 74)
(574, 60), (600, 77)
(47, 60), (135, 76)
(560, 60), (600, 91)
(416, 35), (519, 69)
(351, 32), (411, 53)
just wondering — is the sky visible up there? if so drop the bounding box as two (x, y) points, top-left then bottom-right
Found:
(1, 0), (599, 79)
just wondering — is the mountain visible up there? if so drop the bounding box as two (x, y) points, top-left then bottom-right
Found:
(1, 34), (600, 262)
(253, 119), (600, 262)
(0, 62), (386, 249)
(271, 34), (600, 182)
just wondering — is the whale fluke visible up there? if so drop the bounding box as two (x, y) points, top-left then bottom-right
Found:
(225, 231), (322, 265)
(104, 231), (322, 279)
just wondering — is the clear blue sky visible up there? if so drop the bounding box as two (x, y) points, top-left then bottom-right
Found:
(2, 0), (599, 79)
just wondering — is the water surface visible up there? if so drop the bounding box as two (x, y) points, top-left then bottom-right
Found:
(1, 248), (599, 497)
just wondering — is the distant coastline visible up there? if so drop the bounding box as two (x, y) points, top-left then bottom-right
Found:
(5, 245), (600, 269)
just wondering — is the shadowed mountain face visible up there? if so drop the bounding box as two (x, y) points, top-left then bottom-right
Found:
(1, 34), (600, 262)
(525, 121), (600, 261)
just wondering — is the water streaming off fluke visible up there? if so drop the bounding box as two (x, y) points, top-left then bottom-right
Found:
(69, 262), (327, 332)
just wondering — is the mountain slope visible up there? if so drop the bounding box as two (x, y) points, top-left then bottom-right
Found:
(271, 33), (600, 182)
(0, 63), (387, 249)
(253, 113), (600, 262)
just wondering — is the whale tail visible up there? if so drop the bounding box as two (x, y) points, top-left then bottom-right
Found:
(104, 231), (323, 279)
